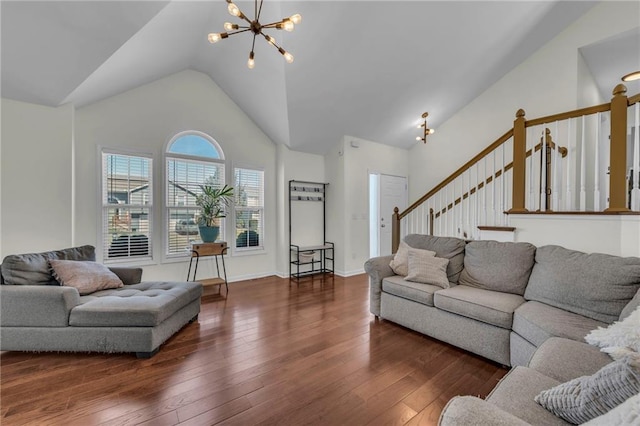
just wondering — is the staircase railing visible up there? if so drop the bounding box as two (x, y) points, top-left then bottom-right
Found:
(392, 84), (640, 252)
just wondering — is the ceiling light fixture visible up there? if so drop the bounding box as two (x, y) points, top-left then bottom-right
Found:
(416, 112), (435, 143)
(622, 71), (640, 82)
(207, 0), (301, 69)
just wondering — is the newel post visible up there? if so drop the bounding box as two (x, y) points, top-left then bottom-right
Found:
(606, 84), (630, 212)
(391, 207), (400, 254)
(509, 109), (528, 213)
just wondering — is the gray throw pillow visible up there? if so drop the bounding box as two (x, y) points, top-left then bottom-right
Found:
(403, 234), (466, 284)
(389, 241), (435, 276)
(535, 355), (640, 424)
(525, 245), (640, 324)
(458, 240), (536, 295)
(1, 245), (96, 286)
(404, 249), (450, 288)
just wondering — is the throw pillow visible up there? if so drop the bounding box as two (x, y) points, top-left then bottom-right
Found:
(49, 260), (124, 295)
(389, 241), (435, 276)
(582, 393), (639, 425)
(585, 306), (640, 360)
(535, 355), (640, 424)
(404, 249), (450, 288)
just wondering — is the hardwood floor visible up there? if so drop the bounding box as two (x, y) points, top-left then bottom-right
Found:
(1, 274), (508, 425)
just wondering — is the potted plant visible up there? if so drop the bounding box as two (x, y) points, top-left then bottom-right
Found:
(195, 180), (234, 243)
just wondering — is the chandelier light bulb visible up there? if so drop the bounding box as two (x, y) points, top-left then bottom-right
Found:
(224, 22), (238, 31)
(284, 51), (294, 63)
(290, 14), (302, 24)
(283, 20), (295, 32)
(427, 129), (435, 135)
(227, 2), (240, 17)
(208, 33), (222, 43)
(265, 35), (276, 46)
(416, 136), (422, 141)
(248, 51), (255, 69)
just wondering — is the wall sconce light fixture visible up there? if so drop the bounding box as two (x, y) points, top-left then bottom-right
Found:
(416, 112), (435, 143)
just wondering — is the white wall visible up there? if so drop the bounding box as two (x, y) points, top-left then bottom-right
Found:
(408, 1), (640, 202)
(1, 99), (74, 256)
(333, 136), (409, 275)
(511, 215), (640, 257)
(74, 70), (278, 282)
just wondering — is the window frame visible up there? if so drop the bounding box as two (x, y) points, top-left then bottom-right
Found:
(233, 165), (265, 254)
(100, 148), (154, 265)
(164, 131), (227, 260)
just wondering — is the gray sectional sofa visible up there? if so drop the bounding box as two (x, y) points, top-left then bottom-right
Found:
(364, 234), (640, 424)
(0, 245), (203, 358)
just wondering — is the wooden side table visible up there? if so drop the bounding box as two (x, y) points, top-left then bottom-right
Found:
(187, 242), (229, 295)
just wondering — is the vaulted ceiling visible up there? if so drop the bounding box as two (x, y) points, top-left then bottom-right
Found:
(4, 1), (628, 155)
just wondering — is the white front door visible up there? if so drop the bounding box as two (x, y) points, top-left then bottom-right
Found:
(379, 174), (408, 256)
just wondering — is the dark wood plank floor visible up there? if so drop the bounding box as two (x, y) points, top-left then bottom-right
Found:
(1, 274), (508, 425)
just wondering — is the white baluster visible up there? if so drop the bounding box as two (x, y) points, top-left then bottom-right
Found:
(483, 155), (488, 226)
(474, 163), (479, 239)
(580, 116), (587, 211)
(631, 103), (640, 211)
(566, 118), (573, 211)
(500, 143), (505, 224)
(528, 126), (535, 210)
(552, 121), (560, 210)
(540, 128), (547, 211)
(492, 150), (497, 225)
(594, 113), (601, 211)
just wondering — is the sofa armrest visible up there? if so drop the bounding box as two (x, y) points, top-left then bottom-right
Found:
(108, 267), (143, 285)
(439, 396), (530, 426)
(364, 255), (395, 317)
(0, 285), (80, 327)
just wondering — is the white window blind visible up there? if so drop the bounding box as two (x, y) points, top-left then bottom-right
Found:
(166, 158), (225, 255)
(235, 168), (264, 250)
(102, 152), (152, 262)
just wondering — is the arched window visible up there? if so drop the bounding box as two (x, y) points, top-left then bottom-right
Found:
(165, 131), (225, 256)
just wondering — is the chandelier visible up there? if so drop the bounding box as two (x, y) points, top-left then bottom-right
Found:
(207, 0), (301, 69)
(416, 112), (435, 143)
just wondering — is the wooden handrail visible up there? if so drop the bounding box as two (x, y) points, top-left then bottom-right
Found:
(399, 128), (514, 220)
(629, 93), (640, 105)
(525, 103), (611, 127)
(433, 136), (566, 219)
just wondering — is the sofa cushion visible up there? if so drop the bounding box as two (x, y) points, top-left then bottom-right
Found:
(1, 245), (96, 286)
(487, 366), (569, 425)
(434, 285), (525, 329)
(382, 275), (440, 307)
(528, 337), (613, 383)
(405, 249), (449, 288)
(513, 301), (607, 347)
(403, 234), (466, 284)
(535, 355), (640, 425)
(50, 260), (124, 295)
(458, 241), (536, 295)
(524, 245), (640, 324)
(69, 281), (202, 327)
(389, 241), (435, 276)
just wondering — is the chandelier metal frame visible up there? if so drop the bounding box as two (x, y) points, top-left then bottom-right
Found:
(208, 0), (301, 69)
(416, 112), (435, 143)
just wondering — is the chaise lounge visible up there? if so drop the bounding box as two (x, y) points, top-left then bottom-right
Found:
(0, 245), (203, 358)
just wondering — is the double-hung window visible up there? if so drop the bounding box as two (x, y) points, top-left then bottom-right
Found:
(234, 167), (264, 251)
(165, 132), (225, 256)
(101, 151), (152, 262)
